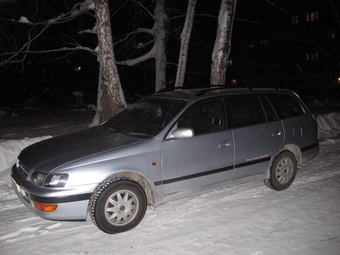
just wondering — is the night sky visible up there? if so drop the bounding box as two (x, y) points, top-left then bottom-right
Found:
(0, 0), (339, 108)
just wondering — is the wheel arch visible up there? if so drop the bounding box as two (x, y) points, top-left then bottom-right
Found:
(264, 144), (301, 190)
(109, 172), (155, 208)
(281, 144), (302, 170)
(266, 143), (302, 179)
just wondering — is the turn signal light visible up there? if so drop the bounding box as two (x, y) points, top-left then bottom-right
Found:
(33, 201), (58, 212)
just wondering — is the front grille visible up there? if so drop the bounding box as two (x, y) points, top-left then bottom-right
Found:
(17, 164), (28, 179)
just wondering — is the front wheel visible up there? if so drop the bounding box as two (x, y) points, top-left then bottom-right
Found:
(89, 177), (147, 234)
(269, 151), (297, 191)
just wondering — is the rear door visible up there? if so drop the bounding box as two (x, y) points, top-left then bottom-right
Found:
(228, 94), (284, 178)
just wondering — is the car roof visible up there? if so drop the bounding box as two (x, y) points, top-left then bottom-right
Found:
(148, 87), (295, 101)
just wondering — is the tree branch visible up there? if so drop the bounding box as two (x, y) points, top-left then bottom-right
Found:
(116, 45), (155, 66)
(0, 0), (96, 67)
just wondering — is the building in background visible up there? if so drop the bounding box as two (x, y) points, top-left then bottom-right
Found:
(229, 0), (340, 103)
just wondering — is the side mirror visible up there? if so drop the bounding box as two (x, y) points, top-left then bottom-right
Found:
(167, 128), (194, 139)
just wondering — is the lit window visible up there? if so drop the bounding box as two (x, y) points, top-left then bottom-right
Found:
(74, 66), (82, 72)
(261, 39), (268, 45)
(306, 12), (319, 22)
(292, 16), (299, 24)
(228, 59), (233, 66)
(328, 30), (336, 39)
(337, 77), (340, 84)
(306, 52), (319, 61)
(250, 43), (255, 48)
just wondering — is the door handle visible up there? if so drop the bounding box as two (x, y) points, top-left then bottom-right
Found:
(219, 140), (231, 148)
(272, 131), (282, 137)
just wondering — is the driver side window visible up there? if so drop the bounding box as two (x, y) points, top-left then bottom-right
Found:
(178, 99), (226, 135)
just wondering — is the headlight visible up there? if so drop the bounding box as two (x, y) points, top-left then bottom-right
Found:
(31, 171), (68, 187)
(44, 174), (68, 187)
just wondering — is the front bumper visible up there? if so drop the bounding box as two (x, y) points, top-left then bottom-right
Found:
(11, 166), (93, 221)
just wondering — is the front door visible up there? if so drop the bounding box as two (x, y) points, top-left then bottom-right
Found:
(160, 98), (235, 195)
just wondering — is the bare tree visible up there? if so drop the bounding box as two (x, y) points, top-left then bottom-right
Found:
(0, 0), (126, 125)
(91, 0), (126, 126)
(174, 0), (197, 88)
(116, 0), (167, 92)
(210, 0), (237, 85)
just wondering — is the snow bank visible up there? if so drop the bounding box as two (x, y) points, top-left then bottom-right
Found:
(316, 112), (340, 140)
(0, 136), (51, 172)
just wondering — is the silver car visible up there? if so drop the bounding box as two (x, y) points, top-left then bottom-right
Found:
(11, 88), (319, 234)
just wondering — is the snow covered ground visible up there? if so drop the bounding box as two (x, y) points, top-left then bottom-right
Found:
(0, 109), (340, 255)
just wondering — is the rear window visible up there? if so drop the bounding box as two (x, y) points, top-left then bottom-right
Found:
(228, 95), (267, 128)
(268, 94), (304, 119)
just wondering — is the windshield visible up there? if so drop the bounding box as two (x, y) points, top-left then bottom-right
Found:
(102, 98), (186, 137)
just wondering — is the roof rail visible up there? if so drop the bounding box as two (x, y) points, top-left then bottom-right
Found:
(195, 85), (250, 96)
(195, 89), (218, 96)
(156, 87), (186, 93)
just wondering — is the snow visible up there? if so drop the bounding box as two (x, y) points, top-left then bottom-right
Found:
(18, 16), (30, 23)
(316, 112), (340, 141)
(1, 109), (340, 254)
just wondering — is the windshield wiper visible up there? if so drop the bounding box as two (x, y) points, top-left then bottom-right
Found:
(103, 127), (117, 132)
(121, 131), (153, 138)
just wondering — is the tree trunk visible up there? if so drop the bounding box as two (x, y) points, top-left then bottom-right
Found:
(90, 0), (126, 127)
(153, 0), (168, 92)
(175, 0), (197, 88)
(210, 0), (237, 85)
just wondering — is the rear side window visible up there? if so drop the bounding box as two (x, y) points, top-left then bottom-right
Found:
(228, 95), (267, 128)
(259, 95), (279, 122)
(268, 94), (304, 119)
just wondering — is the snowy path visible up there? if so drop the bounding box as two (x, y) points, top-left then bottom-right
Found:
(1, 141), (339, 255)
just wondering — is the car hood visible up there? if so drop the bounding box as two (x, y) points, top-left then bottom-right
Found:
(18, 127), (143, 172)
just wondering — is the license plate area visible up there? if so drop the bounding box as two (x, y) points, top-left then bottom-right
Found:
(12, 177), (30, 203)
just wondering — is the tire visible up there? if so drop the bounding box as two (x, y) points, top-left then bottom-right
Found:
(89, 177), (147, 234)
(269, 151), (297, 191)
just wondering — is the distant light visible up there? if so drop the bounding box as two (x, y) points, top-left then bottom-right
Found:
(337, 77), (340, 83)
(231, 79), (237, 85)
(74, 66), (81, 72)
